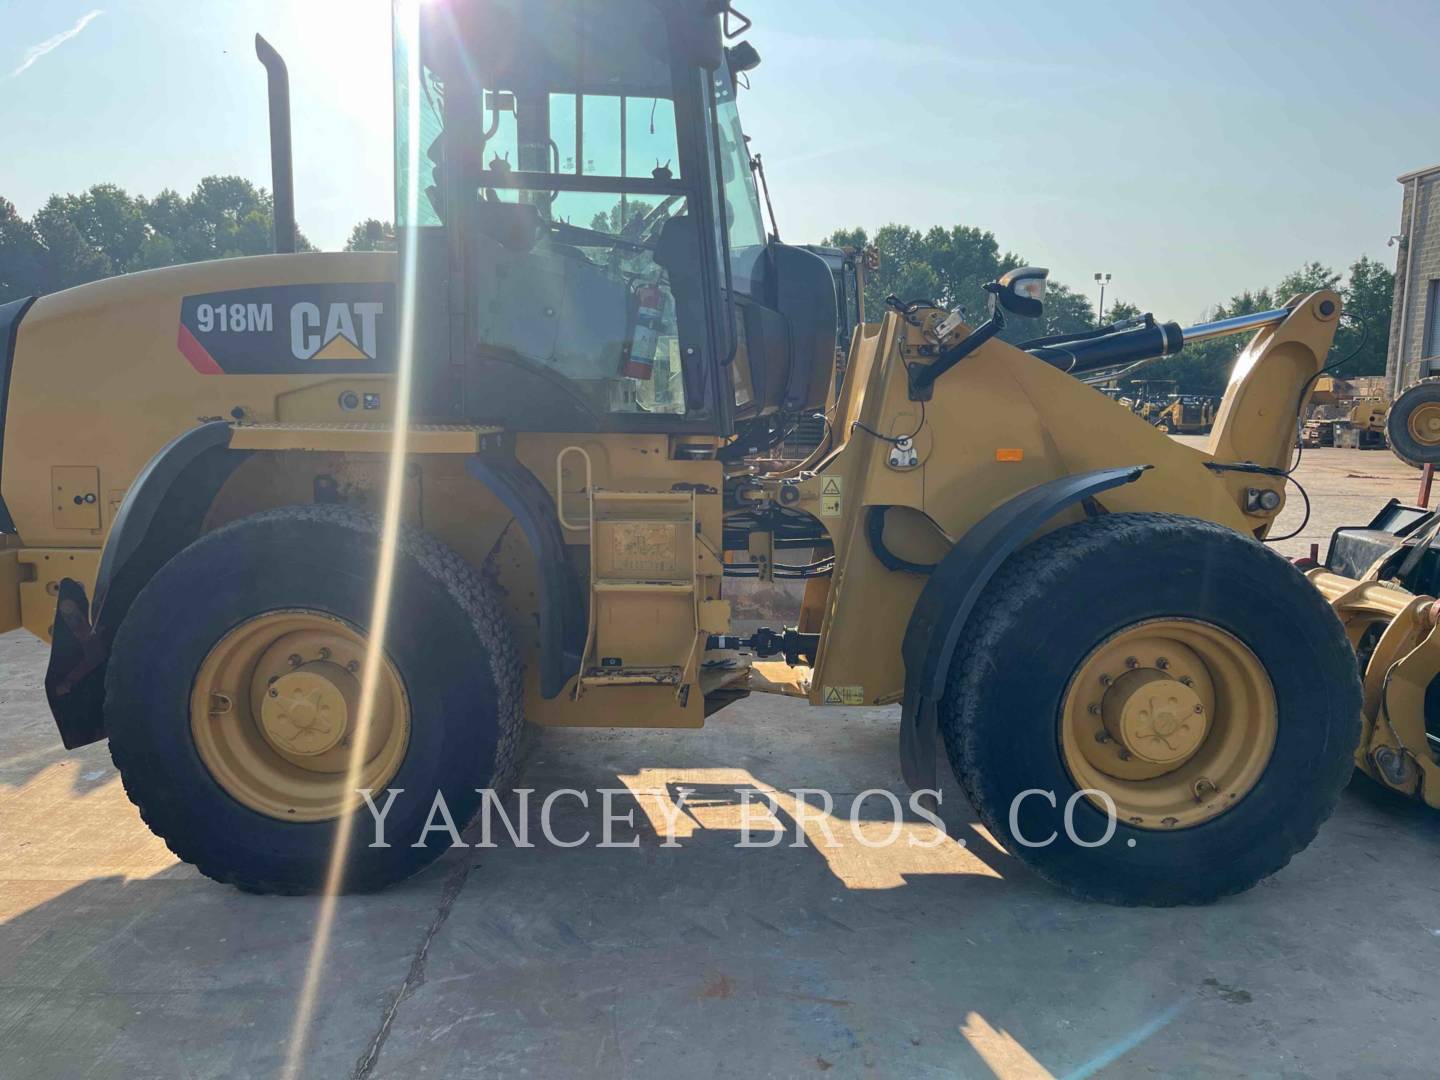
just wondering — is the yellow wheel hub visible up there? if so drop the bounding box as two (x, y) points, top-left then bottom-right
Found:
(259, 664), (357, 758)
(1060, 619), (1276, 829)
(190, 611), (411, 822)
(1101, 669), (1208, 765)
(1407, 402), (1440, 446)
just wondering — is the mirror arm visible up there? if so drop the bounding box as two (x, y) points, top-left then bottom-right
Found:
(907, 310), (1005, 401)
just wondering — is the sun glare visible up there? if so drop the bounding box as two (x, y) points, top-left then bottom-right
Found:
(280, 4), (425, 1076)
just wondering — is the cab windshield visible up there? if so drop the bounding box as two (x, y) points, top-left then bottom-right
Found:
(396, 0), (722, 420)
(711, 64), (767, 297)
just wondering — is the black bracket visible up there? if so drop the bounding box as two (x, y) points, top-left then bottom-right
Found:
(907, 312), (1004, 401)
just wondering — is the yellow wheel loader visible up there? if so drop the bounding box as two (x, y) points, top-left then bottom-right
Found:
(1150, 395), (1216, 436)
(0, 0), (1371, 905)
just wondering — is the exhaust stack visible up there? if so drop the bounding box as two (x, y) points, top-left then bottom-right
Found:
(255, 34), (297, 255)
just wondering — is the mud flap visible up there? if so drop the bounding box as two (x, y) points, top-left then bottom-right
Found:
(44, 578), (109, 750)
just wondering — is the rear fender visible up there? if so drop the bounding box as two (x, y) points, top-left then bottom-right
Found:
(466, 456), (586, 698)
(0, 296), (38, 533)
(46, 421), (249, 749)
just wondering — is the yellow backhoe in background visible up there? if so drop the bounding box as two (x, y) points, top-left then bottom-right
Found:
(2, 0), (1417, 906)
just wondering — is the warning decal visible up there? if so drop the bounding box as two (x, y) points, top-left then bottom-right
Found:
(823, 685), (864, 706)
(820, 475), (843, 518)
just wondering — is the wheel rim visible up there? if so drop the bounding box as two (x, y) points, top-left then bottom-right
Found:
(1406, 401), (1440, 447)
(1059, 618), (1277, 829)
(190, 610), (411, 822)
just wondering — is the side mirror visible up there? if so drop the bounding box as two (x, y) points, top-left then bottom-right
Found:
(726, 41), (761, 87)
(988, 266), (1049, 319)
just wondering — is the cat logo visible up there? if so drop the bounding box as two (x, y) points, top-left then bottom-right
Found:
(178, 283), (395, 375)
(290, 301), (385, 361)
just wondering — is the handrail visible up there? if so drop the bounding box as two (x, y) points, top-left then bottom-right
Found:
(555, 446), (593, 532)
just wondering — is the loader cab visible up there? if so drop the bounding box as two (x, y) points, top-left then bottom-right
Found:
(393, 0), (836, 435)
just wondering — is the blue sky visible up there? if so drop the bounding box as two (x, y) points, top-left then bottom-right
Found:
(1, 0), (1434, 320)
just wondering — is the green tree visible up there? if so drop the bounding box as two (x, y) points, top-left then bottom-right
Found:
(1335, 256), (1393, 375)
(825, 223), (1096, 341)
(1276, 261), (1340, 300)
(44, 184), (148, 272)
(345, 219), (397, 252)
(0, 199), (44, 302)
(588, 199), (657, 235)
(0, 177), (314, 303)
(31, 205), (113, 292)
(1106, 300), (1142, 323)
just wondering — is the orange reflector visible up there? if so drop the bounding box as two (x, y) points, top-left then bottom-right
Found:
(995, 448), (1025, 462)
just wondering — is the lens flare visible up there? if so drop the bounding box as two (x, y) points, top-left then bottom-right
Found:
(280, 5), (426, 1077)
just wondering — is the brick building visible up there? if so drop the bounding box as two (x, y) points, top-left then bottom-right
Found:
(1388, 165), (1440, 397)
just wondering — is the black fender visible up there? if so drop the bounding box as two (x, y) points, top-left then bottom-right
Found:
(0, 296), (39, 533)
(466, 456), (585, 698)
(898, 465), (1149, 792)
(46, 421), (249, 748)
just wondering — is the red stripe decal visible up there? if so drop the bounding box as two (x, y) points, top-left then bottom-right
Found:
(177, 323), (223, 375)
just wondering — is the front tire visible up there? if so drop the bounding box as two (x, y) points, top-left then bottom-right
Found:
(940, 513), (1361, 906)
(105, 505), (523, 895)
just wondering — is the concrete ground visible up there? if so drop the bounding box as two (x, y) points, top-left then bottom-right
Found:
(2, 445), (1439, 1079)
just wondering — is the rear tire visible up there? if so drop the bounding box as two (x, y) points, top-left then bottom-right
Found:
(939, 512), (1361, 906)
(105, 505), (523, 895)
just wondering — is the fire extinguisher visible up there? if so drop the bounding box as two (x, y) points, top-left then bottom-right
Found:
(624, 282), (666, 380)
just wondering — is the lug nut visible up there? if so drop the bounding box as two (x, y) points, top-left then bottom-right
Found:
(1156, 657), (1170, 670)
(1179, 676), (1194, 687)
(1193, 703), (1204, 714)
(1099, 674), (1113, 687)
(1117, 749), (1133, 761)
(268, 688), (279, 698)
(288, 654), (303, 668)
(1124, 656), (1139, 669)
(1095, 730), (1111, 744)
(347, 660), (360, 673)
(1087, 703), (1101, 715)
(318, 647), (331, 660)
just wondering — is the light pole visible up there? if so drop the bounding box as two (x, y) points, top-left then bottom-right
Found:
(1094, 272), (1112, 326)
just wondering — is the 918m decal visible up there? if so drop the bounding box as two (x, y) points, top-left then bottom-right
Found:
(177, 283), (396, 374)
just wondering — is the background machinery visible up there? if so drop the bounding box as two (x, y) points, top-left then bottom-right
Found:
(1116, 380), (1216, 435)
(1151, 394), (1217, 436)
(1302, 374), (1388, 450)
(0, 0), (1370, 906)
(1386, 377), (1440, 467)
